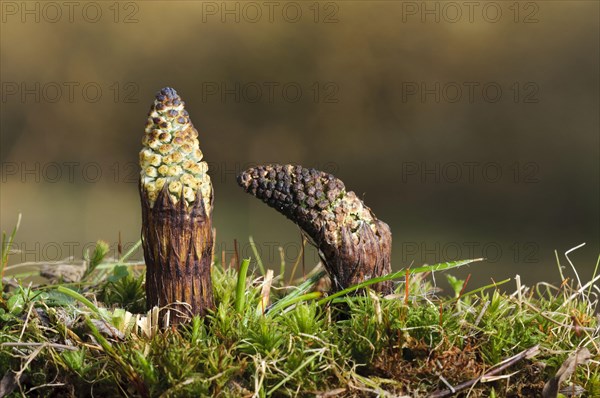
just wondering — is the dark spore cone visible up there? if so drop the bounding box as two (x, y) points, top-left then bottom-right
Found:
(238, 164), (392, 293)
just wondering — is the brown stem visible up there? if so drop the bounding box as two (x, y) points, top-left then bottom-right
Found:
(141, 182), (214, 325)
(319, 219), (393, 293)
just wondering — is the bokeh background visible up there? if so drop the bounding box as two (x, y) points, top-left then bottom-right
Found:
(1, 1), (598, 290)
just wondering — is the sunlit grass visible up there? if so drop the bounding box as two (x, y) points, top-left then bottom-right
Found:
(1, 217), (598, 397)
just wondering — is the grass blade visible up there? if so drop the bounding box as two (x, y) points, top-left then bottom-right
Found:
(267, 269), (327, 315)
(235, 258), (251, 314)
(267, 350), (323, 395)
(248, 236), (266, 276)
(57, 285), (106, 320)
(1, 213), (22, 286)
(318, 258), (484, 305)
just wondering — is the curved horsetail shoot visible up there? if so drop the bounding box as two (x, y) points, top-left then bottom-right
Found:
(237, 164), (393, 294)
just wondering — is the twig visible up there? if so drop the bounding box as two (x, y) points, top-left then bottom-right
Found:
(2, 342), (79, 351)
(28, 383), (67, 392)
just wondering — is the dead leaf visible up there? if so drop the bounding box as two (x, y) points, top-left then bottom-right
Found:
(542, 347), (591, 398)
(0, 371), (17, 398)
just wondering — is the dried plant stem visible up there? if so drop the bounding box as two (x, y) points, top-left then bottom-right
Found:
(141, 185), (214, 323)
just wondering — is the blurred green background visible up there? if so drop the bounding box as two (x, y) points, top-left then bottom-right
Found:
(1, 1), (598, 289)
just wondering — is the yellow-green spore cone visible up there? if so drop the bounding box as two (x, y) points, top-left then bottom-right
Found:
(139, 87), (212, 211)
